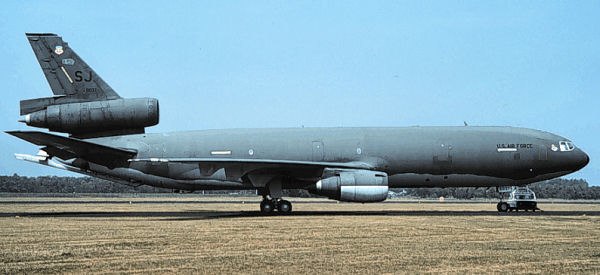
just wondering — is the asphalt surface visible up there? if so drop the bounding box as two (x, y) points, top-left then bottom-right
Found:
(1, 210), (599, 220)
(1, 199), (599, 204)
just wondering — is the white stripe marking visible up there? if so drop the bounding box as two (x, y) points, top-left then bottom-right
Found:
(211, 150), (232, 155)
(149, 158), (169, 162)
(61, 66), (73, 83)
(497, 148), (517, 152)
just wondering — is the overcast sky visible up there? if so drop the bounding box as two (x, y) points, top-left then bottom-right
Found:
(0, 1), (598, 184)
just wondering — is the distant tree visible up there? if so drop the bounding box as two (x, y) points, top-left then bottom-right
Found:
(0, 175), (597, 199)
(393, 178), (598, 199)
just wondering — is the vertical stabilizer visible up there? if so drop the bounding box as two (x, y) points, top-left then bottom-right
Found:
(26, 33), (120, 100)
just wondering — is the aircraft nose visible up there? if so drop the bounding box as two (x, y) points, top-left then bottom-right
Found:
(582, 150), (590, 167)
(573, 149), (590, 171)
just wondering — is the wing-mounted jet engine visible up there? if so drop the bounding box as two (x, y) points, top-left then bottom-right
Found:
(310, 169), (389, 202)
(19, 33), (159, 138)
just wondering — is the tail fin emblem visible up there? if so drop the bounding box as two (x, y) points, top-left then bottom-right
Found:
(54, 45), (64, 55)
(62, 58), (75, 65)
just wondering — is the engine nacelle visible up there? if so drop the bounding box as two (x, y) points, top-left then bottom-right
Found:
(312, 170), (389, 202)
(22, 98), (159, 135)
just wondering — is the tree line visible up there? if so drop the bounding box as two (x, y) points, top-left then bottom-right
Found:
(398, 178), (599, 200)
(0, 174), (598, 199)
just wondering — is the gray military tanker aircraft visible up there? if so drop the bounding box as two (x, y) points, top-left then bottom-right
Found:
(8, 33), (589, 214)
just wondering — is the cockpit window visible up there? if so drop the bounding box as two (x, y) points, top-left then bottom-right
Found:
(559, 141), (575, 152)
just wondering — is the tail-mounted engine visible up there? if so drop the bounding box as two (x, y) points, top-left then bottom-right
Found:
(20, 97), (159, 138)
(311, 169), (389, 202)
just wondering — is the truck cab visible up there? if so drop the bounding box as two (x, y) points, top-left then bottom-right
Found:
(497, 186), (539, 212)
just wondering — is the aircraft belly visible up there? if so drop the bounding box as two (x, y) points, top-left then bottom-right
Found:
(388, 173), (515, 188)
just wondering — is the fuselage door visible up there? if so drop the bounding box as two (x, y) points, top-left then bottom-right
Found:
(433, 142), (452, 164)
(312, 141), (324, 162)
(538, 144), (548, 161)
(433, 141), (452, 174)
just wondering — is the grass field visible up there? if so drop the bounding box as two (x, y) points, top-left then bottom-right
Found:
(0, 197), (599, 273)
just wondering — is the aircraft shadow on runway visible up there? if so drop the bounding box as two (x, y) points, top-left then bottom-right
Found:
(1, 210), (599, 220)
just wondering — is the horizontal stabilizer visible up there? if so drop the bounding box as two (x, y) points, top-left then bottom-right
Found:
(13, 153), (142, 187)
(6, 131), (136, 168)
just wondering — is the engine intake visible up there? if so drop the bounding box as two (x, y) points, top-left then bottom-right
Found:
(21, 98), (159, 136)
(312, 170), (389, 202)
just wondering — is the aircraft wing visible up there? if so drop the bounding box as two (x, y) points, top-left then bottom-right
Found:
(6, 131), (136, 168)
(129, 158), (373, 168)
(129, 157), (374, 180)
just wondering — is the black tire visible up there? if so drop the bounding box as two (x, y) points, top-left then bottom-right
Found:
(278, 200), (292, 214)
(498, 202), (509, 212)
(260, 200), (275, 214)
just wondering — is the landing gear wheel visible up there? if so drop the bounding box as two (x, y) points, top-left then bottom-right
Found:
(277, 200), (292, 214)
(497, 202), (509, 212)
(260, 200), (275, 214)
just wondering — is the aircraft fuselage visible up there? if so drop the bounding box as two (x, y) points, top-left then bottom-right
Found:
(87, 126), (589, 190)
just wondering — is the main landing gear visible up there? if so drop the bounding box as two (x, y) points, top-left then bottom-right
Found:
(260, 197), (293, 214)
(257, 178), (293, 214)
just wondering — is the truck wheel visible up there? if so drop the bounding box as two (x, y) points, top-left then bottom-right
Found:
(498, 202), (509, 212)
